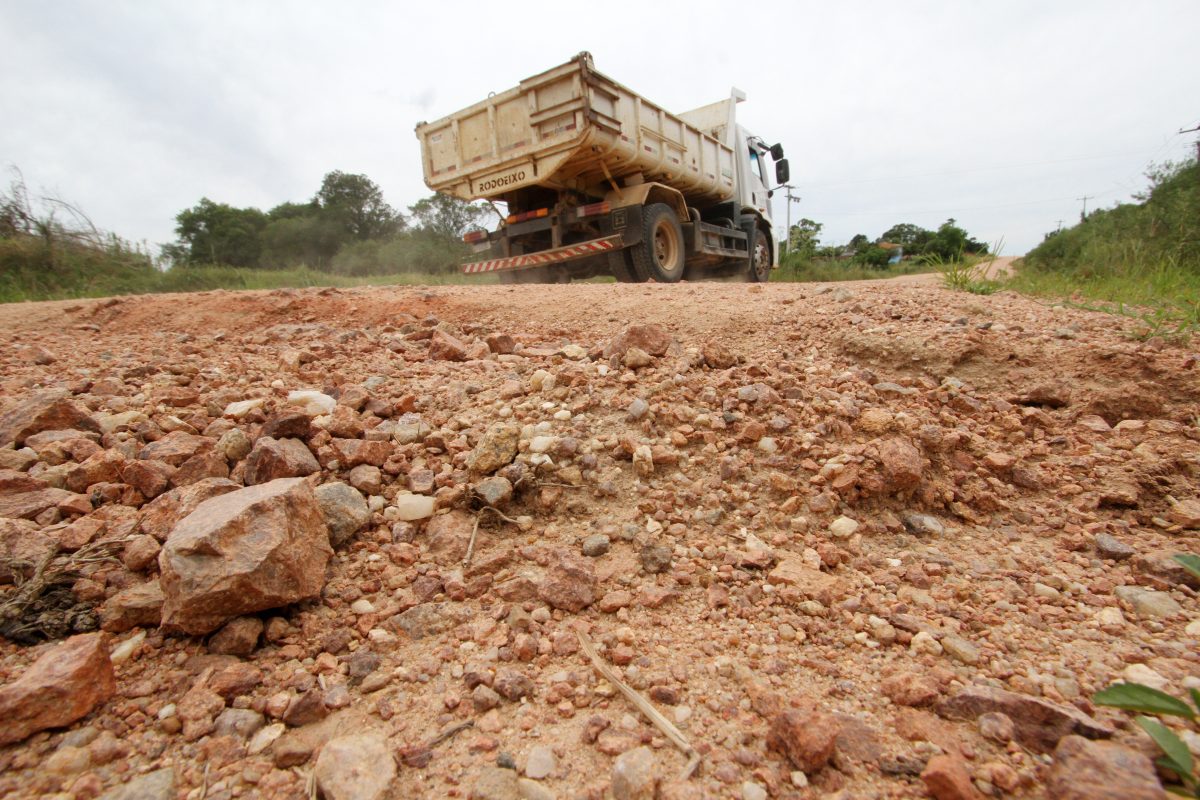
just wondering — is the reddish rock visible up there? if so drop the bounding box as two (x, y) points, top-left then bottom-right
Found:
(1047, 735), (1166, 800)
(0, 484), (81, 520)
(121, 533), (161, 571)
(243, 437), (319, 484)
(100, 580), (164, 632)
(1168, 498), (1200, 529)
(538, 549), (598, 612)
(702, 341), (738, 369)
(209, 662), (264, 700)
(429, 329), (469, 361)
(485, 333), (516, 354)
(921, 754), (984, 800)
(171, 449), (230, 487)
(159, 477), (333, 635)
(598, 590), (633, 613)
(425, 510), (475, 564)
(938, 685), (1113, 753)
(882, 672), (940, 707)
(136, 477), (239, 541)
(283, 690), (328, 727)
(767, 708), (840, 772)
(0, 518), (56, 584)
(177, 680), (225, 741)
(260, 411), (312, 440)
(324, 405), (365, 439)
(65, 450), (125, 493)
(0, 391), (98, 448)
(121, 459), (176, 499)
(603, 324), (673, 359)
(877, 436), (923, 493)
(0, 632), (115, 745)
(328, 438), (391, 468)
(208, 616), (264, 656)
(138, 431), (212, 467)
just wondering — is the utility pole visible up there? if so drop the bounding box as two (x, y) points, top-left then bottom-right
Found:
(1181, 123), (1200, 162)
(778, 184), (802, 254)
(1076, 194), (1093, 222)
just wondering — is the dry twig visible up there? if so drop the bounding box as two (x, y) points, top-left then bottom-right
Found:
(463, 505), (520, 568)
(427, 719), (474, 747)
(577, 630), (701, 781)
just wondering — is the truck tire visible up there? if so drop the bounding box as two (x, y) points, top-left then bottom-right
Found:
(629, 203), (686, 283)
(498, 267), (567, 284)
(608, 249), (646, 283)
(748, 228), (771, 282)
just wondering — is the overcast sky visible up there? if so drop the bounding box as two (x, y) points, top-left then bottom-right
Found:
(2, 1), (1197, 256)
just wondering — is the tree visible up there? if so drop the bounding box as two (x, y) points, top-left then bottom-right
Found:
(786, 218), (823, 259)
(848, 233), (871, 253)
(924, 218), (988, 261)
(173, 198), (267, 267)
(260, 215), (345, 270)
(315, 171), (402, 241)
(408, 193), (490, 241)
(880, 223), (928, 248)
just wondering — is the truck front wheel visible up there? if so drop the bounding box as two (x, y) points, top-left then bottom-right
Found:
(749, 229), (771, 282)
(630, 203), (685, 283)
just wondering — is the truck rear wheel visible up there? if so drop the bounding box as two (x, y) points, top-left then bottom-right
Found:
(749, 228), (771, 282)
(630, 203), (685, 283)
(608, 249), (646, 283)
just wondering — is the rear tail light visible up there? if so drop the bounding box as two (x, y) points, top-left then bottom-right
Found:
(576, 201), (611, 219)
(462, 230), (489, 244)
(505, 208), (550, 224)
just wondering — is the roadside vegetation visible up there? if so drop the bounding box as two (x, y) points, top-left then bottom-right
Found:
(1006, 157), (1199, 341)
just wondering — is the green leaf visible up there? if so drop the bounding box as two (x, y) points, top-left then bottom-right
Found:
(1190, 688), (1200, 715)
(1094, 683), (1196, 719)
(1139, 717), (1194, 779)
(1174, 554), (1200, 582)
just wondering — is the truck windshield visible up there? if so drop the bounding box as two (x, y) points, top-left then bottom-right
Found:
(749, 149), (764, 182)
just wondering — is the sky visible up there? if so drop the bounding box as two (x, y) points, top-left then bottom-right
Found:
(2, 1), (1198, 257)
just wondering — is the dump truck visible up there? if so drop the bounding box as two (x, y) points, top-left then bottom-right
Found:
(414, 52), (789, 283)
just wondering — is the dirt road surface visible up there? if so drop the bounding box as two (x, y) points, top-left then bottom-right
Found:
(1, 277), (1198, 799)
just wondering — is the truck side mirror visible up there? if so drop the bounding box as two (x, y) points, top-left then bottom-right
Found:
(775, 159), (790, 184)
(770, 143), (785, 160)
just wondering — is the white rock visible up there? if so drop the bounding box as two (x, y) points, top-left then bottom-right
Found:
(223, 398), (267, 418)
(829, 516), (859, 538)
(524, 745), (557, 779)
(1096, 607), (1125, 627)
(287, 390), (336, 416)
(742, 782), (767, 800)
(1123, 663), (1170, 691)
(790, 771), (809, 788)
(248, 722), (285, 755)
(1186, 619), (1200, 637)
(350, 599), (375, 615)
(529, 436), (556, 453)
(392, 494), (435, 521)
(910, 630), (943, 656)
(757, 437), (778, 453)
(560, 344), (587, 359)
(315, 733), (395, 800)
(110, 630), (146, 665)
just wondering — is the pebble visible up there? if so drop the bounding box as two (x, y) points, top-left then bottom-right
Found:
(829, 516), (859, 538)
(523, 745), (556, 779)
(392, 494), (436, 521)
(581, 534), (611, 557)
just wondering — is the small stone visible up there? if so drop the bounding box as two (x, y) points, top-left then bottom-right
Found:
(315, 733), (396, 800)
(314, 481), (370, 547)
(1047, 735), (1165, 800)
(287, 390), (336, 416)
(937, 685), (1113, 753)
(623, 348), (653, 369)
(524, 745), (556, 779)
(941, 635), (980, 665)
(702, 342), (737, 369)
(978, 712), (1014, 743)
(582, 534), (611, 557)
(910, 630), (943, 656)
(829, 516), (859, 538)
(604, 324), (672, 360)
(1167, 498), (1200, 529)
(741, 782), (768, 800)
(627, 398), (649, 420)
(882, 672), (939, 707)
(470, 766), (520, 800)
(213, 707), (266, 739)
(208, 616), (263, 656)
(1094, 532), (1135, 561)
(430, 329), (469, 361)
(640, 541), (672, 574)
(538, 550), (598, 612)
(767, 708), (840, 772)
(921, 754), (983, 800)
(243, 437), (319, 484)
(474, 476), (514, 508)
(470, 425), (521, 474)
(611, 745), (658, 800)
(902, 513), (945, 536)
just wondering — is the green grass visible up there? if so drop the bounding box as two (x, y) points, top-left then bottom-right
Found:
(770, 257), (935, 283)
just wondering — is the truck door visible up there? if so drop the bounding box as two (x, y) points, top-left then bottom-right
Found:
(747, 148), (773, 217)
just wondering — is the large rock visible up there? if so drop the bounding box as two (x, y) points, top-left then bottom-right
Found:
(921, 754), (984, 800)
(314, 482), (370, 547)
(877, 437), (923, 493)
(159, 478), (333, 634)
(243, 437), (319, 485)
(137, 477), (240, 541)
(938, 685), (1112, 753)
(1047, 735), (1166, 800)
(138, 431), (211, 467)
(603, 324), (673, 360)
(0, 632), (115, 745)
(0, 391), (98, 448)
(0, 480), (85, 520)
(315, 733), (396, 800)
(468, 424), (521, 474)
(429, 329), (469, 361)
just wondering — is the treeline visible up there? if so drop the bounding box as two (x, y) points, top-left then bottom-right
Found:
(164, 170), (491, 276)
(1024, 157), (1199, 276)
(785, 217), (989, 267)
